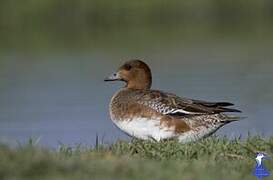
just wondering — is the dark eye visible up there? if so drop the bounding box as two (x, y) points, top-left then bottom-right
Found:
(124, 64), (132, 71)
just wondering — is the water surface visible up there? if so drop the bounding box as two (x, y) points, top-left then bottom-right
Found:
(0, 42), (272, 147)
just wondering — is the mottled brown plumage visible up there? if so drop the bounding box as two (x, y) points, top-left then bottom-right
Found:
(105, 59), (241, 143)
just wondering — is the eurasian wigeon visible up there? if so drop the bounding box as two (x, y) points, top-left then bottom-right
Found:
(105, 60), (241, 143)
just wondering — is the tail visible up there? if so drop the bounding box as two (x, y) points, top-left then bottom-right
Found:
(219, 107), (242, 113)
(221, 115), (247, 123)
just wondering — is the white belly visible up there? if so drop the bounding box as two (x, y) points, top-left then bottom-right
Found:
(112, 117), (222, 143)
(113, 117), (176, 141)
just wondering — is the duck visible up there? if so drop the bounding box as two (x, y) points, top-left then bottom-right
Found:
(105, 59), (241, 143)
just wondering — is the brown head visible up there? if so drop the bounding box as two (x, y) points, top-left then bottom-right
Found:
(105, 60), (152, 90)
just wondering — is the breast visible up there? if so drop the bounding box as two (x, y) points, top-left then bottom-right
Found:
(109, 90), (177, 140)
(109, 89), (153, 122)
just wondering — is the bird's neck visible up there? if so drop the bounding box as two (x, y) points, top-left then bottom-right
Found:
(126, 76), (152, 90)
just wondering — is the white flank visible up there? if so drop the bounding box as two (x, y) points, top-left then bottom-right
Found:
(112, 117), (222, 143)
(113, 117), (175, 141)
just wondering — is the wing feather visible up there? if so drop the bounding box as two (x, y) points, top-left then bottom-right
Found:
(134, 90), (241, 116)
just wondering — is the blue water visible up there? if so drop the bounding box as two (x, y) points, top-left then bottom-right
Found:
(0, 44), (273, 147)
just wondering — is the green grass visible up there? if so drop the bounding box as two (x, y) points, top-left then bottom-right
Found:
(0, 136), (272, 180)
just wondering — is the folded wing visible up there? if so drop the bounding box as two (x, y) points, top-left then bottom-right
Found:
(134, 90), (241, 116)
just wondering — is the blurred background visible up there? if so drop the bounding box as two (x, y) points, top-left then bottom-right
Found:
(0, 0), (272, 147)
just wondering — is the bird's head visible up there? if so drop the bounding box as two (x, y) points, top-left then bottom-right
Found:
(104, 59), (152, 90)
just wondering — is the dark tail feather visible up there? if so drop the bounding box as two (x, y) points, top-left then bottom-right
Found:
(221, 107), (242, 113)
(200, 101), (234, 107)
(215, 102), (234, 107)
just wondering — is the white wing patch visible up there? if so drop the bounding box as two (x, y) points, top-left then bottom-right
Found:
(167, 109), (204, 115)
(138, 99), (203, 115)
